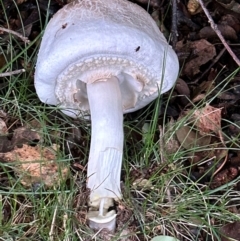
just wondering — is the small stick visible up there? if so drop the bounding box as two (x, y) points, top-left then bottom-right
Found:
(49, 205), (58, 241)
(0, 27), (30, 43)
(0, 69), (26, 77)
(171, 0), (178, 49)
(197, 0), (240, 66)
(212, 130), (227, 177)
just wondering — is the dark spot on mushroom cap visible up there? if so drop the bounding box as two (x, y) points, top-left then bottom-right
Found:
(135, 46), (140, 52)
(62, 23), (68, 29)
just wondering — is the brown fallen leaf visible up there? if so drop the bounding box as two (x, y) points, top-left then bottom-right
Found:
(192, 105), (228, 176)
(0, 144), (69, 187)
(219, 221), (240, 241)
(187, 0), (202, 15)
(174, 78), (190, 106)
(176, 124), (211, 150)
(176, 108), (228, 177)
(132, 178), (153, 190)
(17, 0), (27, 4)
(216, 0), (240, 14)
(199, 25), (238, 41)
(191, 80), (215, 104)
(0, 137), (12, 153)
(210, 167), (238, 189)
(220, 14), (240, 33)
(183, 39), (216, 77)
(215, 90), (239, 100)
(193, 104), (222, 135)
(228, 114), (240, 137)
(11, 126), (41, 147)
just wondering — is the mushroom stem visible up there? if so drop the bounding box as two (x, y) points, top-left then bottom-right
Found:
(86, 76), (123, 230)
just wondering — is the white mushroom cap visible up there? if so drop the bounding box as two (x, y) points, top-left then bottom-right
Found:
(35, 0), (179, 118)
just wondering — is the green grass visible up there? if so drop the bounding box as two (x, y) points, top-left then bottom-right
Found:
(1, 1), (240, 241)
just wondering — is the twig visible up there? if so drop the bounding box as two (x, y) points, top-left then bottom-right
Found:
(0, 27), (30, 43)
(171, 0), (178, 49)
(212, 130), (227, 177)
(0, 69), (26, 77)
(197, 0), (240, 66)
(49, 205), (58, 241)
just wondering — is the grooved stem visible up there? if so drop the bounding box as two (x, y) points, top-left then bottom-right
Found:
(86, 76), (123, 209)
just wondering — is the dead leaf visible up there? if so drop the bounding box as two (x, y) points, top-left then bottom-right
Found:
(175, 78), (190, 96)
(0, 144), (69, 187)
(0, 110), (7, 118)
(183, 39), (216, 77)
(193, 104), (222, 135)
(175, 112), (212, 150)
(187, 0), (202, 15)
(0, 136), (12, 153)
(219, 221), (240, 241)
(188, 105), (228, 176)
(133, 178), (153, 189)
(176, 124), (212, 150)
(210, 167), (238, 189)
(228, 114), (240, 137)
(175, 108), (228, 177)
(220, 14), (240, 32)
(17, 0), (27, 4)
(216, 0), (240, 14)
(11, 127), (41, 147)
(199, 25), (237, 41)
(174, 78), (190, 105)
(191, 80), (215, 103)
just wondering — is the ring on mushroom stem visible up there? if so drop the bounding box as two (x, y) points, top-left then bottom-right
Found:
(34, 0), (179, 232)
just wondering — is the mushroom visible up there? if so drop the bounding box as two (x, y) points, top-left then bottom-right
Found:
(34, 0), (179, 232)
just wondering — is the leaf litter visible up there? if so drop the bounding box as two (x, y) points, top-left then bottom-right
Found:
(0, 144), (69, 187)
(0, 118), (69, 187)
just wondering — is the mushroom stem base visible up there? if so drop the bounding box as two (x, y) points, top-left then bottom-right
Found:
(87, 198), (117, 232)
